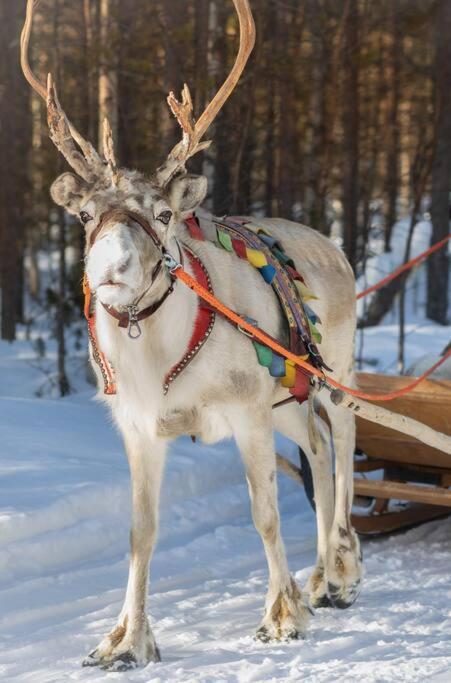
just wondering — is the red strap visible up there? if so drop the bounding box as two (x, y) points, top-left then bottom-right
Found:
(185, 215), (205, 241)
(83, 275), (117, 395)
(163, 246), (215, 393)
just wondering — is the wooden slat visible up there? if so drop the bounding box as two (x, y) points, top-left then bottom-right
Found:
(352, 504), (451, 534)
(354, 457), (387, 472)
(353, 477), (451, 506)
(355, 372), (451, 468)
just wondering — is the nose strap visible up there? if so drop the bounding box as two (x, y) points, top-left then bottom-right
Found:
(89, 208), (164, 249)
(101, 281), (175, 329)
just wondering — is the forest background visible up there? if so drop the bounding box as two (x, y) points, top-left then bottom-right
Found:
(0, 0), (450, 395)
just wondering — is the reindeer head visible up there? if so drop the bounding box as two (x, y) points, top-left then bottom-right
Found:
(21, 0), (255, 311)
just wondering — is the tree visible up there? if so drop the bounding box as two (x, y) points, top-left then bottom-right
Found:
(384, 0), (401, 251)
(341, 0), (360, 272)
(98, 0), (119, 152)
(0, 0), (30, 340)
(427, 0), (451, 324)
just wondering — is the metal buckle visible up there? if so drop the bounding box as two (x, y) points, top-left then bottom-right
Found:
(307, 342), (321, 357)
(163, 252), (181, 273)
(237, 315), (258, 338)
(126, 305), (142, 339)
(237, 324), (254, 338)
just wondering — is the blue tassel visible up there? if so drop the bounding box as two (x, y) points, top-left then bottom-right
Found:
(269, 354), (286, 377)
(259, 264), (276, 283)
(304, 303), (321, 325)
(258, 233), (278, 249)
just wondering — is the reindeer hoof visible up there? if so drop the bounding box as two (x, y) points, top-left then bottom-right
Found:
(327, 579), (361, 609)
(82, 644), (161, 670)
(82, 651), (101, 667)
(311, 593), (334, 609)
(255, 626), (271, 643)
(255, 624), (304, 642)
(101, 651), (139, 671)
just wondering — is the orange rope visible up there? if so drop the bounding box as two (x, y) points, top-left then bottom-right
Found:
(172, 266), (451, 402)
(356, 234), (451, 300)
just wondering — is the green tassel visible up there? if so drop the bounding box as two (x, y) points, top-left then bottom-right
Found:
(217, 229), (233, 252)
(253, 341), (273, 367)
(308, 320), (322, 344)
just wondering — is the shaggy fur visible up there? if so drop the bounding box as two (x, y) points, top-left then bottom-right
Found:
(51, 168), (363, 669)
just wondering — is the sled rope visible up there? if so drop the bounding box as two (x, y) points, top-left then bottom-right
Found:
(356, 233), (451, 300)
(170, 263), (451, 402)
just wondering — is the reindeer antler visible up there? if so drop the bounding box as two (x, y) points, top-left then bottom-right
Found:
(21, 0), (107, 182)
(155, 0), (255, 186)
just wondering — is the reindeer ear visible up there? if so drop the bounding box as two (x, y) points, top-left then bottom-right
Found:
(50, 173), (90, 215)
(168, 174), (207, 216)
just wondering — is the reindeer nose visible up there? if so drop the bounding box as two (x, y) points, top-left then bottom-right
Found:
(117, 253), (131, 274)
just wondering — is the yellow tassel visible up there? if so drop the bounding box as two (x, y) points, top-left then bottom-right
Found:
(246, 248), (267, 269)
(281, 359), (296, 387)
(295, 280), (318, 302)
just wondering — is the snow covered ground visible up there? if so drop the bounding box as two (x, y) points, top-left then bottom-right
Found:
(0, 218), (450, 681)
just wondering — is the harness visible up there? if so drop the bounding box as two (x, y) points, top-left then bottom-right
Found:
(84, 209), (326, 403)
(84, 209), (215, 395)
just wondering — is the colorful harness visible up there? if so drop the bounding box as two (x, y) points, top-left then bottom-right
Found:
(84, 212), (328, 405)
(185, 215), (329, 403)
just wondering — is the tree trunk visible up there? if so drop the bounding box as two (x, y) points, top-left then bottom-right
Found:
(56, 206), (70, 396)
(161, 0), (190, 153)
(306, 0), (329, 234)
(264, 1), (277, 217)
(384, 0), (401, 252)
(0, 0), (30, 340)
(84, 0), (99, 145)
(341, 0), (360, 272)
(427, 0), (451, 324)
(54, 0), (70, 396)
(191, 0), (210, 176)
(98, 0), (119, 152)
(212, 0), (232, 215)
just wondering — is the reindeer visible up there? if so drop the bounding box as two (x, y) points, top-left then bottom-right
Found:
(22, 0), (362, 670)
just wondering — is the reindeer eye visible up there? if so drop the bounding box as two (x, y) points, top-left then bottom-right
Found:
(79, 211), (93, 225)
(157, 210), (172, 226)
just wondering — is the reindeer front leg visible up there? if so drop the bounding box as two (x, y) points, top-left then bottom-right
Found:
(83, 433), (166, 671)
(234, 409), (311, 641)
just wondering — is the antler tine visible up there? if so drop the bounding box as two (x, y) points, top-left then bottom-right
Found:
(166, 84), (212, 161)
(157, 0), (255, 186)
(21, 0), (103, 180)
(46, 74), (94, 182)
(20, 0), (47, 101)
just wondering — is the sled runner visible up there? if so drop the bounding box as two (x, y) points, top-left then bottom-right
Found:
(352, 372), (451, 534)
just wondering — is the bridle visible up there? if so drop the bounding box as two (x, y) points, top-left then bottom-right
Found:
(83, 209), (216, 396)
(87, 208), (180, 338)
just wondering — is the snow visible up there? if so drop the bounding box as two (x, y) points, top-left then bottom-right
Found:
(0, 218), (450, 681)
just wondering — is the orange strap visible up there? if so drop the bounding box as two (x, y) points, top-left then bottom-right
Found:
(356, 234), (451, 300)
(172, 266), (451, 402)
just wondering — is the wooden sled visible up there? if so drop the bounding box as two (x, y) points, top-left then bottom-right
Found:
(353, 372), (451, 534)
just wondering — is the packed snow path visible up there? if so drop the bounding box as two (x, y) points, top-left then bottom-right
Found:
(1, 388), (451, 683)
